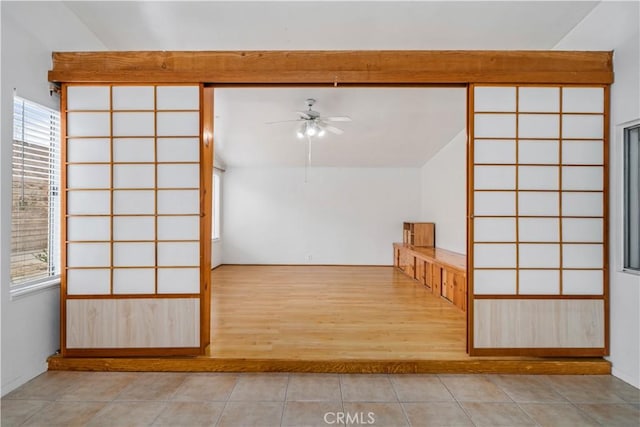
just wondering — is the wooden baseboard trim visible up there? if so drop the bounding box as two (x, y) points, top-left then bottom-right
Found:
(47, 356), (611, 375)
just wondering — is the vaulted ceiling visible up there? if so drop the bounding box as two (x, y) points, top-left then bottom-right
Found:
(62, 1), (598, 51)
(30, 1), (605, 167)
(214, 87), (466, 167)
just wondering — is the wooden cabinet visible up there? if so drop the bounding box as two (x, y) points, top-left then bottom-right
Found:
(403, 222), (435, 247)
(393, 243), (466, 312)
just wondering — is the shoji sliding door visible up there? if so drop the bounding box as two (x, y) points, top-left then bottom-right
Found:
(469, 85), (608, 356)
(62, 84), (210, 355)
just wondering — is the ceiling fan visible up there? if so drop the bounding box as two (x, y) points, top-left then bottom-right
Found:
(266, 98), (352, 138)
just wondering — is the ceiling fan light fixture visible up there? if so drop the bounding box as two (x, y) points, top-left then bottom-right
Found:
(306, 123), (317, 137)
(268, 98), (350, 139)
(296, 124), (306, 138)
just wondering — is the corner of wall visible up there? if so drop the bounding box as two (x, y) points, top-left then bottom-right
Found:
(419, 129), (467, 254)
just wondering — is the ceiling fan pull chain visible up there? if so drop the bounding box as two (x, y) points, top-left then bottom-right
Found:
(304, 134), (312, 183)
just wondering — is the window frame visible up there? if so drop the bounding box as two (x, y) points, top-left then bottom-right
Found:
(10, 95), (61, 294)
(622, 120), (640, 274)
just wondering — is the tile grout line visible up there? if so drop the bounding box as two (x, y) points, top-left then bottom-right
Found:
(147, 401), (169, 426)
(566, 400), (610, 426)
(213, 373), (240, 427)
(16, 400), (55, 427)
(279, 373), (290, 427)
(510, 396), (544, 426)
(338, 374), (345, 427)
(434, 374), (457, 402)
(437, 374), (522, 427)
(388, 374), (412, 427)
(126, 373), (187, 426)
(485, 374), (556, 427)
(209, 382), (227, 427)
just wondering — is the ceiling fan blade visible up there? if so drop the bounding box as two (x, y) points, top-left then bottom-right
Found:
(325, 116), (352, 122)
(323, 124), (344, 135)
(265, 119), (304, 125)
(295, 111), (312, 120)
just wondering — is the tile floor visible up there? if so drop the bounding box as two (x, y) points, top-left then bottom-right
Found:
(1, 372), (639, 426)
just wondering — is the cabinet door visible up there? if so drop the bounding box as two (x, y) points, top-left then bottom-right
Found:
(453, 272), (467, 312)
(441, 269), (449, 300)
(431, 265), (442, 296)
(394, 248), (400, 268)
(407, 256), (416, 279)
(416, 260), (426, 285)
(398, 248), (405, 271)
(398, 248), (410, 273)
(443, 269), (455, 301)
(424, 261), (433, 289)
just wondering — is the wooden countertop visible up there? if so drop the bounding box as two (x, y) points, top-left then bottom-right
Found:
(393, 243), (467, 272)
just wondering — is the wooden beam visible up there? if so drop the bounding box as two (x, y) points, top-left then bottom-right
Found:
(49, 50), (613, 84)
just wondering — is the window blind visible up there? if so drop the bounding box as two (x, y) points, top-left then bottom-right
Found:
(11, 96), (61, 286)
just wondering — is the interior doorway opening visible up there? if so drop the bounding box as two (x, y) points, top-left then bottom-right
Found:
(207, 86), (469, 361)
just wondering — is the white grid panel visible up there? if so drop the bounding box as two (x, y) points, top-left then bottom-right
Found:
(472, 85), (605, 297)
(65, 85), (201, 296)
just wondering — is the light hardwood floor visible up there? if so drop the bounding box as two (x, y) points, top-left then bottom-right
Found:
(209, 265), (466, 360)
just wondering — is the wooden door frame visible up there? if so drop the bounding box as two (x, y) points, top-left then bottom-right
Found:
(49, 50), (613, 356)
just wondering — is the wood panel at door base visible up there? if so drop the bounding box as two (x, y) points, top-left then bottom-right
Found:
(66, 298), (200, 351)
(473, 299), (605, 352)
(63, 348), (201, 357)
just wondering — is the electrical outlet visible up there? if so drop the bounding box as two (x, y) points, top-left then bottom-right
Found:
(306, 254), (313, 261)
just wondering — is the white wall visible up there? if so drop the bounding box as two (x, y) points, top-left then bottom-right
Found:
(212, 240), (223, 268)
(0, 3), (106, 395)
(211, 169), (223, 269)
(555, 1), (640, 388)
(419, 130), (467, 254)
(222, 167), (420, 265)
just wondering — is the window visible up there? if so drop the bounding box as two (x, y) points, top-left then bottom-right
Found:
(624, 123), (640, 271)
(212, 173), (221, 240)
(11, 96), (61, 286)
